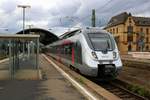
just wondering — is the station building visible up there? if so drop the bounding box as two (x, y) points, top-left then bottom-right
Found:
(104, 12), (150, 54)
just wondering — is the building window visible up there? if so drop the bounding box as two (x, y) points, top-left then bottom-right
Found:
(127, 26), (133, 33)
(146, 37), (149, 43)
(128, 34), (133, 42)
(116, 28), (118, 33)
(128, 44), (132, 51)
(146, 28), (149, 35)
(127, 26), (133, 42)
(146, 45), (149, 51)
(114, 36), (119, 46)
(140, 28), (143, 32)
(110, 29), (112, 33)
(129, 18), (132, 23)
(113, 28), (115, 34)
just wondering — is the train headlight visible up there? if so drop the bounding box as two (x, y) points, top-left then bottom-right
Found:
(91, 51), (98, 59)
(113, 51), (117, 59)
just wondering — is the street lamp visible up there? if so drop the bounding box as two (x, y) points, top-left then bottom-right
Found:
(18, 5), (30, 59)
(17, 5), (31, 34)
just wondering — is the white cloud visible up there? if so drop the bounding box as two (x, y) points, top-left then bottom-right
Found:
(0, 0), (150, 34)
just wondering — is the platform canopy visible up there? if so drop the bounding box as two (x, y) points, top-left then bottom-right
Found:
(16, 28), (59, 45)
(0, 34), (40, 40)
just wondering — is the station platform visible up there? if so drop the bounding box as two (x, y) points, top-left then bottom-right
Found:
(0, 55), (86, 100)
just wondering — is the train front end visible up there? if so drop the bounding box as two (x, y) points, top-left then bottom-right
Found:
(83, 29), (122, 79)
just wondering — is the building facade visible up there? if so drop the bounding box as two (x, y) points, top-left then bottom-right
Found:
(105, 12), (150, 54)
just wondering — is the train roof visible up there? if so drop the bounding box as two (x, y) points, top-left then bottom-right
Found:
(59, 29), (81, 39)
(46, 27), (113, 48)
(59, 27), (109, 39)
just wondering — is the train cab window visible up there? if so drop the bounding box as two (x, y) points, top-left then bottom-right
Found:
(63, 34), (73, 39)
(88, 33), (115, 51)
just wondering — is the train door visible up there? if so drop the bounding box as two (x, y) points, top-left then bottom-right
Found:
(74, 41), (82, 64)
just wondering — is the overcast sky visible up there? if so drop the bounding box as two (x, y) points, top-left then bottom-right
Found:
(0, 0), (150, 35)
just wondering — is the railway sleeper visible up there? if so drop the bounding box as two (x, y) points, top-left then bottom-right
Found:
(119, 94), (133, 98)
(110, 89), (122, 92)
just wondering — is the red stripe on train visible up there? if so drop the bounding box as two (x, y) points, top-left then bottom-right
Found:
(62, 40), (72, 45)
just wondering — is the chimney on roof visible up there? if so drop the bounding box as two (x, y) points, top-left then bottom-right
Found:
(128, 12), (132, 16)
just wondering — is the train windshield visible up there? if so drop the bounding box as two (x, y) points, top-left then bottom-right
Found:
(88, 33), (115, 51)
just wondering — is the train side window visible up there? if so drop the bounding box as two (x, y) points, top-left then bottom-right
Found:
(62, 45), (65, 54)
(64, 45), (68, 54)
(69, 45), (73, 54)
(64, 44), (72, 54)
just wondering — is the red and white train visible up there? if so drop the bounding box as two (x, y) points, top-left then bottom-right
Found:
(45, 27), (122, 79)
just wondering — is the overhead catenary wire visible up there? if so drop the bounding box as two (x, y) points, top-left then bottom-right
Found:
(58, 0), (114, 28)
(79, 0), (114, 22)
(60, 0), (143, 28)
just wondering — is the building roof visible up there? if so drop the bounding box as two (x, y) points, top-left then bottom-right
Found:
(106, 12), (129, 28)
(0, 34), (40, 38)
(105, 12), (150, 28)
(16, 28), (59, 45)
(132, 16), (150, 26)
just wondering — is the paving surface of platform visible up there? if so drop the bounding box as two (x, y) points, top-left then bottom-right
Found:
(0, 55), (86, 100)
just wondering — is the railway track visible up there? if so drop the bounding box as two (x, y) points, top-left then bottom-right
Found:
(90, 78), (148, 100)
